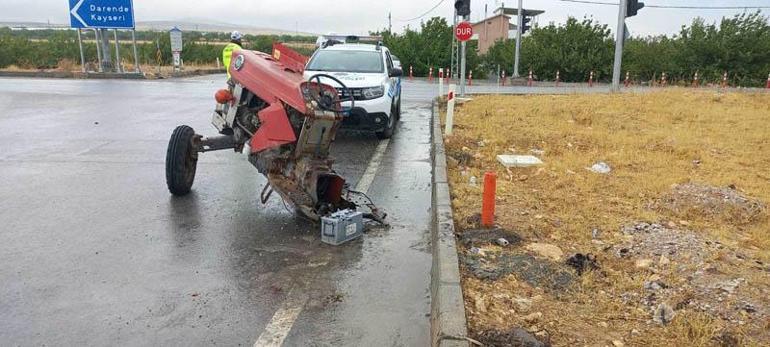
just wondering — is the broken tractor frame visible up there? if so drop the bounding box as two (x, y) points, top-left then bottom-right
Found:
(164, 44), (386, 225)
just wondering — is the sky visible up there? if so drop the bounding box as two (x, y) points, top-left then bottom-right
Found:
(2, 0), (769, 37)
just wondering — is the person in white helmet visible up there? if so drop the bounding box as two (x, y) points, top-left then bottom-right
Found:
(222, 31), (243, 79)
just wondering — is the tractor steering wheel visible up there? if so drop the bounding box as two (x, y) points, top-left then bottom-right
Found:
(307, 74), (355, 112)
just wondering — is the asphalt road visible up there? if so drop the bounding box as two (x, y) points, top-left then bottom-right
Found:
(0, 75), (438, 346)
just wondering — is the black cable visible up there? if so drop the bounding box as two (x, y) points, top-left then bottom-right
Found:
(395, 0), (448, 22)
(557, 0), (770, 9)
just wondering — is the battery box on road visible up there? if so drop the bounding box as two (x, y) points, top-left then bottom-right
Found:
(321, 209), (364, 245)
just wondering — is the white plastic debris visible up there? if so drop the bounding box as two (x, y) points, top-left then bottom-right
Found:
(497, 155), (543, 168)
(496, 238), (510, 247)
(469, 176), (478, 186)
(589, 161), (612, 174)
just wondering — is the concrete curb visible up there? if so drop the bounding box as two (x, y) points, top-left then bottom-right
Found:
(430, 100), (469, 347)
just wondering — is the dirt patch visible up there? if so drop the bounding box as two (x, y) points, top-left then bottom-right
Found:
(461, 250), (574, 290)
(473, 327), (551, 347)
(654, 183), (766, 225)
(459, 227), (523, 247)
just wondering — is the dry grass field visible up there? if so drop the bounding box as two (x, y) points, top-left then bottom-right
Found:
(443, 90), (770, 346)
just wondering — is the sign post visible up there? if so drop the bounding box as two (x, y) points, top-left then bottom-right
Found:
(455, 21), (472, 96)
(169, 27), (183, 72)
(113, 29), (122, 73)
(69, 0), (136, 73)
(76, 29), (86, 72)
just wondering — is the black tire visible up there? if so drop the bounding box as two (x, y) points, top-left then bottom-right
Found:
(166, 125), (198, 196)
(375, 103), (398, 139)
(395, 97), (402, 120)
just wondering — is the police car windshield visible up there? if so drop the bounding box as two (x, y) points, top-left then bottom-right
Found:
(306, 50), (384, 73)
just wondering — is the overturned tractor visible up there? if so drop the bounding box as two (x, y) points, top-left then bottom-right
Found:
(165, 44), (386, 226)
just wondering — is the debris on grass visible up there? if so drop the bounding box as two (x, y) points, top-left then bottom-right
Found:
(653, 303), (676, 325)
(565, 253), (600, 275)
(654, 183), (766, 225)
(588, 161), (612, 174)
(497, 154), (544, 168)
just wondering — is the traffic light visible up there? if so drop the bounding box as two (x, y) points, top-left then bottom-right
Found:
(454, 0), (471, 17)
(521, 15), (532, 34)
(626, 0), (644, 17)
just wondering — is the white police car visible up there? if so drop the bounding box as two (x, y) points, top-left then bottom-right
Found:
(304, 40), (402, 139)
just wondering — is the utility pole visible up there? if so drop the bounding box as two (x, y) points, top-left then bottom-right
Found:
(612, 0), (627, 91)
(514, 0), (523, 77)
(455, 0), (471, 96)
(450, 9), (457, 83)
(388, 12), (392, 33)
(612, 0), (644, 91)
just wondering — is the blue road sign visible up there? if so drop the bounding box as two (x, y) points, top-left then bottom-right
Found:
(69, 0), (135, 29)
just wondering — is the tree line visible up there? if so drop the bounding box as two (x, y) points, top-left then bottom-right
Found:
(374, 12), (770, 87)
(483, 11), (770, 87)
(0, 27), (314, 69)
(2, 11), (769, 87)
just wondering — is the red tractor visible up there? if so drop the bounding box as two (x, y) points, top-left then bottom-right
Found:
(165, 44), (386, 225)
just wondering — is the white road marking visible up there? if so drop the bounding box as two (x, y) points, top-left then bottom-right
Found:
(253, 139), (389, 346)
(355, 139), (390, 193)
(253, 289), (308, 347)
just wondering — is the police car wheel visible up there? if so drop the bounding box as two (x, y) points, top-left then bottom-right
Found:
(375, 104), (397, 139)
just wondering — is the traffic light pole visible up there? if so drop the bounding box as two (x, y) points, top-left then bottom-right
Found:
(612, 0), (628, 92)
(460, 29), (467, 96)
(450, 10), (457, 84)
(513, 0), (523, 78)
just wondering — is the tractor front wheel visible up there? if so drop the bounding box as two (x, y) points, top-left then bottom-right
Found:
(166, 125), (198, 196)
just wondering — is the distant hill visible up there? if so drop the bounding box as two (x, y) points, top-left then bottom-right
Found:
(136, 20), (316, 36)
(0, 20), (316, 37)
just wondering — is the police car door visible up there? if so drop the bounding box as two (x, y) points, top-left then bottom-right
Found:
(384, 51), (401, 104)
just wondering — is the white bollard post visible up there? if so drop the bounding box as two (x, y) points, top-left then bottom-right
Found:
(445, 84), (456, 135)
(439, 68), (444, 97)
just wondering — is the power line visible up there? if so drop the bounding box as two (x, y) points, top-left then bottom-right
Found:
(647, 4), (770, 9)
(395, 0), (448, 22)
(557, 0), (770, 9)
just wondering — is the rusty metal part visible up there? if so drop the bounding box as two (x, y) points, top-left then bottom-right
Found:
(197, 135), (235, 153)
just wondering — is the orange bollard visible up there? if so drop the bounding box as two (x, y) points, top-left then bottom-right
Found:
(501, 70), (506, 86)
(588, 70), (594, 87)
(693, 71), (700, 88)
(527, 69), (533, 87)
(555, 70), (560, 87)
(624, 71), (630, 88)
(766, 73), (769, 89)
(429, 67), (434, 81)
(409, 65), (413, 80)
(722, 71), (728, 89)
(481, 172), (497, 227)
(468, 70), (473, 86)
